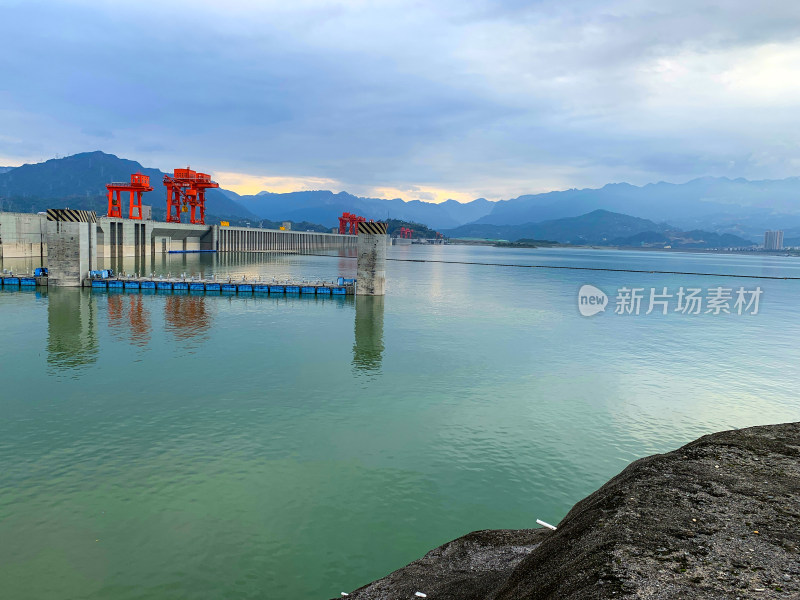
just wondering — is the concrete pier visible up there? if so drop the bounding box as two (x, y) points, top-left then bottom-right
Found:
(356, 222), (388, 296)
(45, 210), (97, 287)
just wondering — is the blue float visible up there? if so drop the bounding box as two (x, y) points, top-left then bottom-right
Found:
(20, 277), (36, 286)
(221, 283), (236, 292)
(91, 280), (107, 288)
(301, 286), (316, 294)
(189, 282), (205, 291)
(124, 280), (141, 289)
(331, 287), (346, 295)
(254, 284), (270, 293)
(173, 282), (189, 290)
(317, 287), (331, 295)
(285, 285), (300, 293)
(156, 281), (172, 290)
(141, 281), (156, 289)
(238, 284), (253, 293)
(205, 283), (221, 292)
(269, 285), (285, 294)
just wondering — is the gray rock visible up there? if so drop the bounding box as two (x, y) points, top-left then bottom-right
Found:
(335, 422), (800, 599)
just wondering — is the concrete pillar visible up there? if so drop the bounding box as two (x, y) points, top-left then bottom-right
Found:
(45, 209), (97, 287)
(356, 223), (387, 296)
(120, 220), (137, 256)
(95, 220), (111, 259)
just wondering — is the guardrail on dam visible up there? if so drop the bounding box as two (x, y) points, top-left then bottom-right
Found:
(0, 211), (358, 259)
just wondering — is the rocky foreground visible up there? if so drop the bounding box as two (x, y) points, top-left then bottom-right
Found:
(335, 422), (800, 599)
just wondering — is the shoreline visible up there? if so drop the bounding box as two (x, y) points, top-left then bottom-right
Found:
(451, 239), (794, 257)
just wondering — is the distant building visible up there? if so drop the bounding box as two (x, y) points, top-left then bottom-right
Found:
(282, 221), (292, 231)
(764, 230), (784, 250)
(142, 205), (152, 220)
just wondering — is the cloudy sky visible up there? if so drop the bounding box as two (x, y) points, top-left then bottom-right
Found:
(2, 0), (800, 201)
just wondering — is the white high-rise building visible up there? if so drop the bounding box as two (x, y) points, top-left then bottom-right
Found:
(764, 230), (784, 250)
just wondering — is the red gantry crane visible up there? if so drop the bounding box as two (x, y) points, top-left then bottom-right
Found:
(106, 173), (153, 219)
(163, 168), (219, 225)
(398, 227), (414, 239)
(338, 212), (366, 235)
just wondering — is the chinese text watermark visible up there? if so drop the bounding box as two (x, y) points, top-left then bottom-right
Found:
(578, 285), (762, 316)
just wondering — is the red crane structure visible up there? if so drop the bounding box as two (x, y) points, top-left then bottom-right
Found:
(398, 227), (414, 239)
(106, 173), (153, 219)
(338, 212), (366, 235)
(163, 168), (219, 225)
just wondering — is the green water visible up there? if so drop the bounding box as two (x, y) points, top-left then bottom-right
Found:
(1, 246), (799, 599)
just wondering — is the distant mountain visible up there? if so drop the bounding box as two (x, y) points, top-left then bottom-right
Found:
(238, 175), (800, 236)
(0, 152), (493, 228)
(0, 151), (257, 220)
(475, 177), (800, 239)
(4, 152), (798, 239)
(218, 188), (243, 201)
(384, 218), (440, 239)
(235, 190), (493, 230)
(444, 209), (754, 248)
(447, 210), (669, 243)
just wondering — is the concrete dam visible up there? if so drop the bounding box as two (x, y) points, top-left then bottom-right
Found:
(0, 210), (387, 296)
(0, 211), (357, 260)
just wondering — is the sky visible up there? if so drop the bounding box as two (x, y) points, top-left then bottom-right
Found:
(2, 0), (800, 202)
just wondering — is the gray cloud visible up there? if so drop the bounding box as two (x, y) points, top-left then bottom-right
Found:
(2, 0), (800, 199)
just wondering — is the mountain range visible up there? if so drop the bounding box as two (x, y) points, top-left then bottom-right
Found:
(0, 152), (257, 220)
(444, 210), (753, 248)
(0, 151), (797, 245)
(228, 190), (493, 230)
(471, 178), (800, 240)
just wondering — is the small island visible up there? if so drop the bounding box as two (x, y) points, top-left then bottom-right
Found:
(493, 238), (560, 249)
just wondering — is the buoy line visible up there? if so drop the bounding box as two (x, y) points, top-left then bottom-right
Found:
(301, 253), (800, 280)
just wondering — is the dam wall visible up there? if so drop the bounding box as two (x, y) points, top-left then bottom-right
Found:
(0, 211), (357, 259)
(0, 211), (48, 259)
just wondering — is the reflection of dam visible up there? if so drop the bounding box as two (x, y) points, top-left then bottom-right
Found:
(353, 296), (385, 372)
(164, 294), (211, 340)
(47, 289), (98, 369)
(106, 293), (151, 346)
(106, 291), (211, 341)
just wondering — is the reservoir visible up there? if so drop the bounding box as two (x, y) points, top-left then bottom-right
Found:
(1, 245), (798, 599)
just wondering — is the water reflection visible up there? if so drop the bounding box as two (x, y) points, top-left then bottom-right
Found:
(353, 296), (385, 373)
(105, 293), (151, 346)
(47, 289), (98, 371)
(128, 295), (150, 345)
(164, 294), (211, 340)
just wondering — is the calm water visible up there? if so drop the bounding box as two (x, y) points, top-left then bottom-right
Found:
(1, 245), (798, 599)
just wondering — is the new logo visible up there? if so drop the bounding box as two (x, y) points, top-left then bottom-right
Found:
(578, 284), (608, 316)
